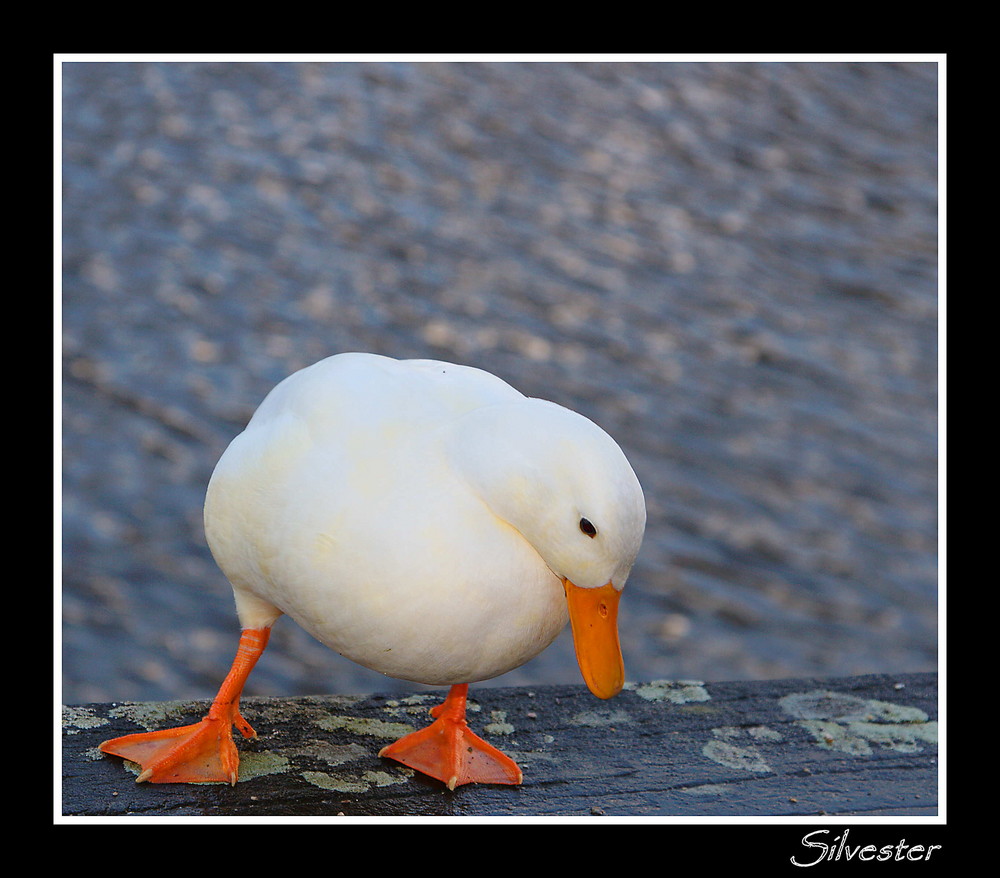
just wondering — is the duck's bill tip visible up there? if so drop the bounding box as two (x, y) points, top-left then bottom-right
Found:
(563, 579), (625, 699)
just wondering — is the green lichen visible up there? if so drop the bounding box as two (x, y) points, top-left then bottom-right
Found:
(483, 710), (515, 735)
(107, 700), (205, 731)
(701, 725), (780, 774)
(237, 750), (292, 781)
(780, 689), (936, 755)
(362, 769), (409, 788)
(383, 694), (440, 716)
(300, 767), (412, 793)
(779, 690), (928, 724)
(702, 738), (772, 774)
(747, 725), (783, 742)
(630, 680), (711, 704)
(285, 740), (370, 767)
(315, 714), (416, 739)
(62, 705), (109, 733)
(388, 694), (437, 707)
(300, 770), (370, 793)
(571, 709), (631, 727)
(797, 718), (938, 755)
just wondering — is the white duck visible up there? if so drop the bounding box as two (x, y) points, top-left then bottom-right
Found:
(101, 352), (646, 789)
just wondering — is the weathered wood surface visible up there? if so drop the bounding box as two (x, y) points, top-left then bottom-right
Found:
(62, 672), (937, 818)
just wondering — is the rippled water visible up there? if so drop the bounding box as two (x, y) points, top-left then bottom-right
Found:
(61, 59), (938, 705)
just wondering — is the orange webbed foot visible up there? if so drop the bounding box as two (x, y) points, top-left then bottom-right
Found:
(100, 716), (244, 785)
(99, 627), (270, 785)
(379, 684), (523, 790)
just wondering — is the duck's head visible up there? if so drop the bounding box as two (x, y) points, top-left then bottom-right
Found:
(447, 398), (646, 699)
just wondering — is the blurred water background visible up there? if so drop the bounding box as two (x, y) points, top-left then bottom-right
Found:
(60, 58), (939, 706)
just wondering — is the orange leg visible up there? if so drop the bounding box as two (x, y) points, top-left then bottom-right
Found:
(99, 627), (270, 785)
(378, 684), (523, 790)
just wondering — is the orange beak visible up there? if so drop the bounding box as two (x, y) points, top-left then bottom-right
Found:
(563, 579), (624, 700)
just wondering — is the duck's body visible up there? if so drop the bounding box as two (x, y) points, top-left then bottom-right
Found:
(101, 352), (646, 788)
(205, 354), (571, 685)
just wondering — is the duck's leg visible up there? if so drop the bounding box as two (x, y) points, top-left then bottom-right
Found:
(99, 627), (270, 785)
(378, 683), (522, 790)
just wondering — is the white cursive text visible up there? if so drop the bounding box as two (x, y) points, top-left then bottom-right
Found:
(791, 829), (941, 866)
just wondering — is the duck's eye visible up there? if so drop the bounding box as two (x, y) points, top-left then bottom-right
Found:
(579, 517), (597, 538)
